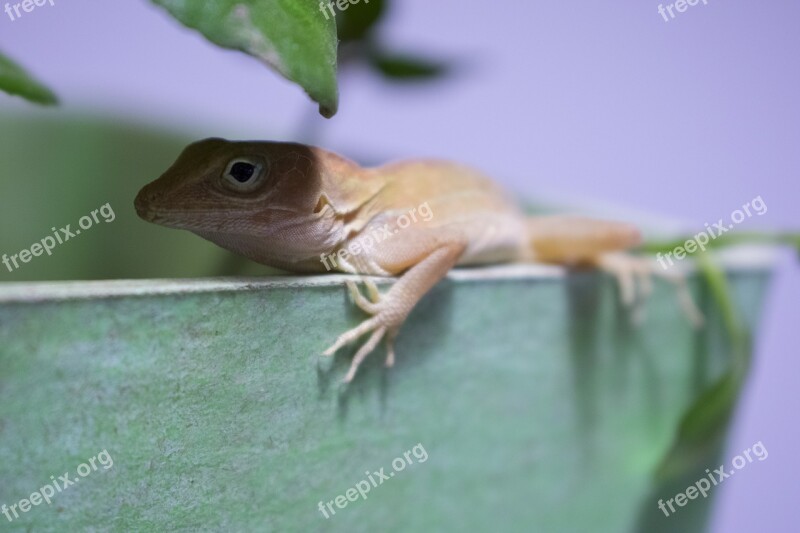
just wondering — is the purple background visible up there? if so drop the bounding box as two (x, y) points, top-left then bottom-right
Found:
(1, 1), (798, 530)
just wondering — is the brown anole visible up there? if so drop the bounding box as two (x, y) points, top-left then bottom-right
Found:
(135, 138), (702, 382)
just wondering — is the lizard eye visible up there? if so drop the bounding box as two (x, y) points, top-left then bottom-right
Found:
(222, 157), (266, 190)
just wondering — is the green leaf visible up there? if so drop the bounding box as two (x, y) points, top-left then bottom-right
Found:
(369, 53), (448, 81)
(642, 233), (796, 481)
(0, 51), (58, 105)
(655, 255), (751, 480)
(151, 0), (339, 117)
(336, 0), (386, 42)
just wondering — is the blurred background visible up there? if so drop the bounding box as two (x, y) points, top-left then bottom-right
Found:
(0, 0), (797, 530)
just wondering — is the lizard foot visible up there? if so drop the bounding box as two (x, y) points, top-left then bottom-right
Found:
(596, 253), (705, 328)
(322, 279), (400, 383)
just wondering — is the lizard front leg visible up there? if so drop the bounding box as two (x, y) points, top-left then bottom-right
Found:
(323, 230), (467, 382)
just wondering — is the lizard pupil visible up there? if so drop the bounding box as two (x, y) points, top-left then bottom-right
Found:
(230, 162), (256, 183)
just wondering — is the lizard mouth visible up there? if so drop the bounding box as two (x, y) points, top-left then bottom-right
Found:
(134, 188), (185, 227)
(137, 209), (164, 224)
(134, 204), (186, 228)
(134, 201), (183, 228)
(133, 197), (224, 232)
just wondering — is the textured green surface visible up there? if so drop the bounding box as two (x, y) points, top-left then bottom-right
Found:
(0, 267), (770, 532)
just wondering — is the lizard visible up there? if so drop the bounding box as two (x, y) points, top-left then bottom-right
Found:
(134, 138), (703, 382)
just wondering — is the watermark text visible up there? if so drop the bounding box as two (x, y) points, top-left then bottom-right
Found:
(2, 203), (116, 273)
(656, 195), (766, 269)
(320, 202), (433, 271)
(317, 443), (428, 519)
(658, 441), (767, 517)
(2, 450), (114, 523)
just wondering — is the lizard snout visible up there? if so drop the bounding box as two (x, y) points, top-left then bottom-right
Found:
(134, 185), (162, 222)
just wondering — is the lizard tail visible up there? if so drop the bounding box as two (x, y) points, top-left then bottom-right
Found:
(525, 215), (642, 264)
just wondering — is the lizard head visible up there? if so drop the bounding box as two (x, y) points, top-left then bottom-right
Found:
(134, 138), (382, 271)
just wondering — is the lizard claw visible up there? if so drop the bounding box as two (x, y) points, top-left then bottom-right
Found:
(597, 253), (704, 328)
(343, 327), (386, 382)
(323, 279), (401, 382)
(384, 330), (398, 368)
(322, 315), (380, 357)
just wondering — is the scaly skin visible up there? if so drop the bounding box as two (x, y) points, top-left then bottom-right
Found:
(135, 138), (701, 382)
